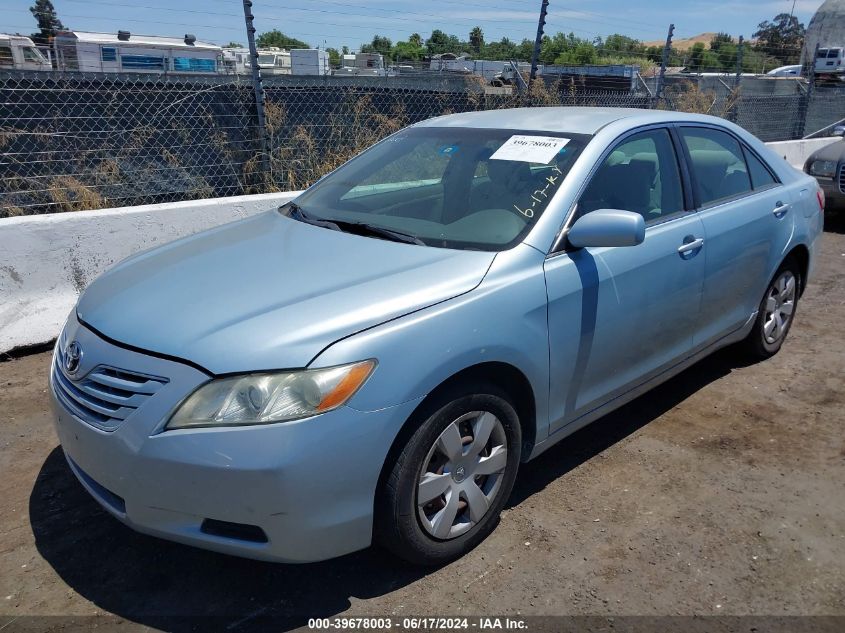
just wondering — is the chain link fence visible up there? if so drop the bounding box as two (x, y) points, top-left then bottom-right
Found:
(3, 69), (845, 218)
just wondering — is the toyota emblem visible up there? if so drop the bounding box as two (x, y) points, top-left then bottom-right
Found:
(64, 340), (82, 375)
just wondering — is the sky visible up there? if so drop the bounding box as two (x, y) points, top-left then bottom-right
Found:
(3, 0), (827, 51)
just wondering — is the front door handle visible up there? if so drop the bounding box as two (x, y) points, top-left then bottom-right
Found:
(678, 237), (705, 255)
(773, 201), (790, 218)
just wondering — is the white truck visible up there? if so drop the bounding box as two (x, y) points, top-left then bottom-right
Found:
(0, 34), (51, 71)
(814, 47), (845, 81)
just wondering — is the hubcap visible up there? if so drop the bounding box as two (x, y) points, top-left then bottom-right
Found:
(763, 271), (796, 345)
(416, 411), (508, 540)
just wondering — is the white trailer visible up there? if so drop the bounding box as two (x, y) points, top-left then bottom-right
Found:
(0, 34), (51, 71)
(334, 52), (386, 76)
(290, 49), (330, 76)
(52, 30), (221, 74)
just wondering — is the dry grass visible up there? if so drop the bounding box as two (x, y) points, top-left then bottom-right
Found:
(48, 176), (106, 212)
(1, 205), (26, 218)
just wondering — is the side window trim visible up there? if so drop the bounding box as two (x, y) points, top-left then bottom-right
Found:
(668, 124), (696, 211)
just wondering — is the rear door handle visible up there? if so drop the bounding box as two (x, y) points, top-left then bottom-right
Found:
(773, 201), (790, 218)
(678, 237), (705, 254)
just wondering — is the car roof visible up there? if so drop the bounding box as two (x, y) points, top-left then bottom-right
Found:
(413, 106), (726, 136)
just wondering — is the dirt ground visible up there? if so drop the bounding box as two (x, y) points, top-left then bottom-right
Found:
(1, 222), (844, 633)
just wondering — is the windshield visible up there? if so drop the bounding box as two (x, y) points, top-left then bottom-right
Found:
(290, 127), (590, 251)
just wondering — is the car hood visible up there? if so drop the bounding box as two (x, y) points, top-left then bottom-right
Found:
(77, 211), (496, 374)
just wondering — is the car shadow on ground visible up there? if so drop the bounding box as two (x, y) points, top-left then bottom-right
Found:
(30, 347), (750, 632)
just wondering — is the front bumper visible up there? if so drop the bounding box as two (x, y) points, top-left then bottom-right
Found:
(50, 314), (421, 563)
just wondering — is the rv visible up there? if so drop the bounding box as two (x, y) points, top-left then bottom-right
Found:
(0, 34), (51, 71)
(222, 47), (251, 75)
(256, 48), (291, 75)
(52, 30), (221, 74)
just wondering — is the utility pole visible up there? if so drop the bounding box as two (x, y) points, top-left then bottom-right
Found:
(654, 23), (674, 108)
(734, 35), (744, 88)
(800, 43), (819, 138)
(529, 0), (549, 87)
(242, 0), (270, 184)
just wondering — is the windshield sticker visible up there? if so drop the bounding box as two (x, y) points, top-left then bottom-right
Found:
(490, 135), (571, 164)
(438, 145), (459, 156)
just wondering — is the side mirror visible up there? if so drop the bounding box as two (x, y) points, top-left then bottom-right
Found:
(832, 125), (845, 138)
(567, 209), (645, 248)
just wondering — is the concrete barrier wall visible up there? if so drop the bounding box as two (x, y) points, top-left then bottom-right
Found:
(0, 192), (298, 355)
(767, 137), (840, 169)
(0, 137), (837, 356)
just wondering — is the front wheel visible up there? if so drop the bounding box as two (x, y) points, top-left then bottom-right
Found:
(742, 258), (800, 359)
(377, 385), (521, 565)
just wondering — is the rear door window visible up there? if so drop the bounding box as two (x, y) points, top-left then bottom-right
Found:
(680, 128), (752, 207)
(743, 148), (779, 191)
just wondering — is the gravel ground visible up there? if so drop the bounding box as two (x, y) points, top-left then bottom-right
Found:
(1, 222), (843, 633)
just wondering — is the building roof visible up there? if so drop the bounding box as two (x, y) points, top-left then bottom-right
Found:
(55, 31), (220, 51)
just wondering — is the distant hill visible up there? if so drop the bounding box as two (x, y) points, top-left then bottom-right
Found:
(644, 32), (722, 50)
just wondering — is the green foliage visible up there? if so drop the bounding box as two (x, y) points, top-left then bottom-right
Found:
(425, 29), (464, 56)
(224, 42), (243, 49)
(753, 13), (805, 65)
(256, 30), (310, 50)
(326, 47), (340, 66)
(393, 39), (425, 62)
(469, 27), (484, 56)
(361, 35), (393, 58)
(29, 0), (64, 46)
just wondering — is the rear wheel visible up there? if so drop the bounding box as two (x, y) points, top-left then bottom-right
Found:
(377, 384), (521, 565)
(742, 258), (800, 359)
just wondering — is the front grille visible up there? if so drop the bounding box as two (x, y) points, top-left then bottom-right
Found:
(52, 346), (168, 431)
(839, 164), (845, 195)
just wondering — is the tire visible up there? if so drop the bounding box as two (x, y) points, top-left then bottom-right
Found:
(376, 383), (522, 566)
(742, 257), (801, 360)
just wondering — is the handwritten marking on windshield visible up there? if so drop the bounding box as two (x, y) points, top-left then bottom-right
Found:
(513, 164), (564, 219)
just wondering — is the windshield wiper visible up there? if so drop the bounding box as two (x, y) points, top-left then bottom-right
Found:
(283, 203), (341, 231)
(336, 221), (426, 246)
(283, 203), (424, 246)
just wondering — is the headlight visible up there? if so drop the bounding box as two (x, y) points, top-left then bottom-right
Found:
(809, 160), (837, 178)
(166, 360), (376, 430)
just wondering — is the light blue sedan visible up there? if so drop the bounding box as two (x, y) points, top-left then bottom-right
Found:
(50, 107), (823, 565)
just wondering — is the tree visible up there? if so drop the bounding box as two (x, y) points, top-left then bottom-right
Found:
(224, 42), (243, 49)
(326, 47), (340, 66)
(256, 30), (310, 49)
(409, 33), (423, 48)
(484, 37), (518, 61)
(753, 13), (805, 65)
(29, 0), (64, 46)
(426, 30), (462, 56)
(469, 26), (484, 56)
(393, 39), (425, 62)
(361, 35), (393, 59)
